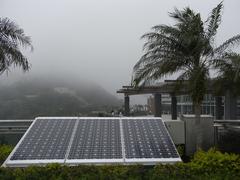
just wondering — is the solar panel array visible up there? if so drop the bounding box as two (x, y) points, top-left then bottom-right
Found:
(4, 117), (181, 167)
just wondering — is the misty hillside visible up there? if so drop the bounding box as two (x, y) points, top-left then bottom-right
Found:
(0, 77), (121, 119)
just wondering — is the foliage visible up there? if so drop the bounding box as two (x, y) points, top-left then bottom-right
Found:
(132, 2), (240, 113)
(0, 148), (240, 179)
(151, 149), (240, 179)
(0, 145), (13, 165)
(214, 53), (240, 95)
(190, 149), (240, 174)
(176, 144), (185, 157)
(0, 17), (33, 74)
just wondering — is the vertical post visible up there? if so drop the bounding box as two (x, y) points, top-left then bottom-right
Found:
(215, 96), (223, 120)
(225, 91), (230, 120)
(124, 95), (130, 116)
(154, 93), (162, 117)
(171, 94), (177, 120)
(181, 95), (183, 115)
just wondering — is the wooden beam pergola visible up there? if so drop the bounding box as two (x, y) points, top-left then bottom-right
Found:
(116, 80), (226, 119)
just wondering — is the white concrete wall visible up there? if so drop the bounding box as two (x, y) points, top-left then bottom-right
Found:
(164, 120), (185, 145)
(181, 115), (214, 156)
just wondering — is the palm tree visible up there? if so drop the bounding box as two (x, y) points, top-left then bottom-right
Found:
(0, 17), (33, 74)
(214, 53), (240, 119)
(132, 2), (240, 122)
(215, 53), (240, 94)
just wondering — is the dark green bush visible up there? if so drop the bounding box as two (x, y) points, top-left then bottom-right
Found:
(191, 148), (240, 174)
(151, 149), (240, 179)
(176, 144), (185, 157)
(0, 148), (239, 179)
(0, 144), (13, 165)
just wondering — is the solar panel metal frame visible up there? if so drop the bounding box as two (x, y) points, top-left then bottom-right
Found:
(3, 117), (78, 167)
(121, 117), (181, 165)
(3, 117), (181, 167)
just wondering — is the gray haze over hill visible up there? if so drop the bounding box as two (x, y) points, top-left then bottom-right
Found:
(1, 0), (240, 104)
(0, 75), (121, 119)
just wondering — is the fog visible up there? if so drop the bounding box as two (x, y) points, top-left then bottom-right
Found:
(1, 0), (240, 104)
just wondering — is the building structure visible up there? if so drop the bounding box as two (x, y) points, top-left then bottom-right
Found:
(147, 94), (171, 114)
(147, 94), (220, 117)
(117, 80), (236, 120)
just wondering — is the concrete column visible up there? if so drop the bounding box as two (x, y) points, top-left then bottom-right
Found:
(225, 90), (237, 120)
(124, 95), (130, 116)
(171, 94), (177, 120)
(154, 93), (162, 117)
(215, 96), (223, 120)
(181, 115), (214, 156)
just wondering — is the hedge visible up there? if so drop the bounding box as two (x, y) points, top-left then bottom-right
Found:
(0, 145), (13, 165)
(0, 148), (239, 179)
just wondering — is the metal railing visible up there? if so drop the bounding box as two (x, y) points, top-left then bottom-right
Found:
(214, 120), (240, 153)
(0, 119), (240, 145)
(0, 120), (33, 134)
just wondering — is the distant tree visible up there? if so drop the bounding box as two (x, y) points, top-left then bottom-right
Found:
(215, 53), (240, 95)
(132, 2), (240, 122)
(214, 53), (240, 119)
(0, 17), (33, 74)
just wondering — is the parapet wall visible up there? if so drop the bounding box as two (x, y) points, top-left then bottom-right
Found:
(181, 115), (214, 156)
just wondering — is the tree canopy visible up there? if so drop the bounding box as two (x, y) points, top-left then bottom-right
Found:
(132, 2), (240, 109)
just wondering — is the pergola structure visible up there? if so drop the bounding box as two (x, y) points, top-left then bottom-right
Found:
(117, 80), (235, 120)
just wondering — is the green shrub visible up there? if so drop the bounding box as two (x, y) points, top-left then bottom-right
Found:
(0, 145), (13, 165)
(176, 144), (185, 157)
(151, 149), (240, 179)
(189, 148), (240, 175)
(0, 149), (239, 179)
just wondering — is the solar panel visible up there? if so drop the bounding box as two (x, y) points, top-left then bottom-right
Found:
(3, 117), (181, 167)
(66, 118), (123, 165)
(5, 118), (77, 167)
(122, 118), (180, 164)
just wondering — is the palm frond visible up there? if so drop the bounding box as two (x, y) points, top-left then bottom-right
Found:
(151, 25), (181, 36)
(0, 17), (33, 74)
(142, 35), (179, 52)
(133, 52), (189, 86)
(231, 55), (240, 82)
(0, 18), (33, 50)
(206, 1), (223, 40)
(0, 40), (30, 73)
(214, 34), (240, 54)
(169, 7), (195, 23)
(169, 8), (186, 22)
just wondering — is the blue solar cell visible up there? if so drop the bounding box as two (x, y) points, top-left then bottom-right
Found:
(122, 118), (179, 159)
(68, 119), (122, 159)
(10, 119), (76, 160)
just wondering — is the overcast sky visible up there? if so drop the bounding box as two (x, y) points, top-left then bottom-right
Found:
(1, 0), (240, 103)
